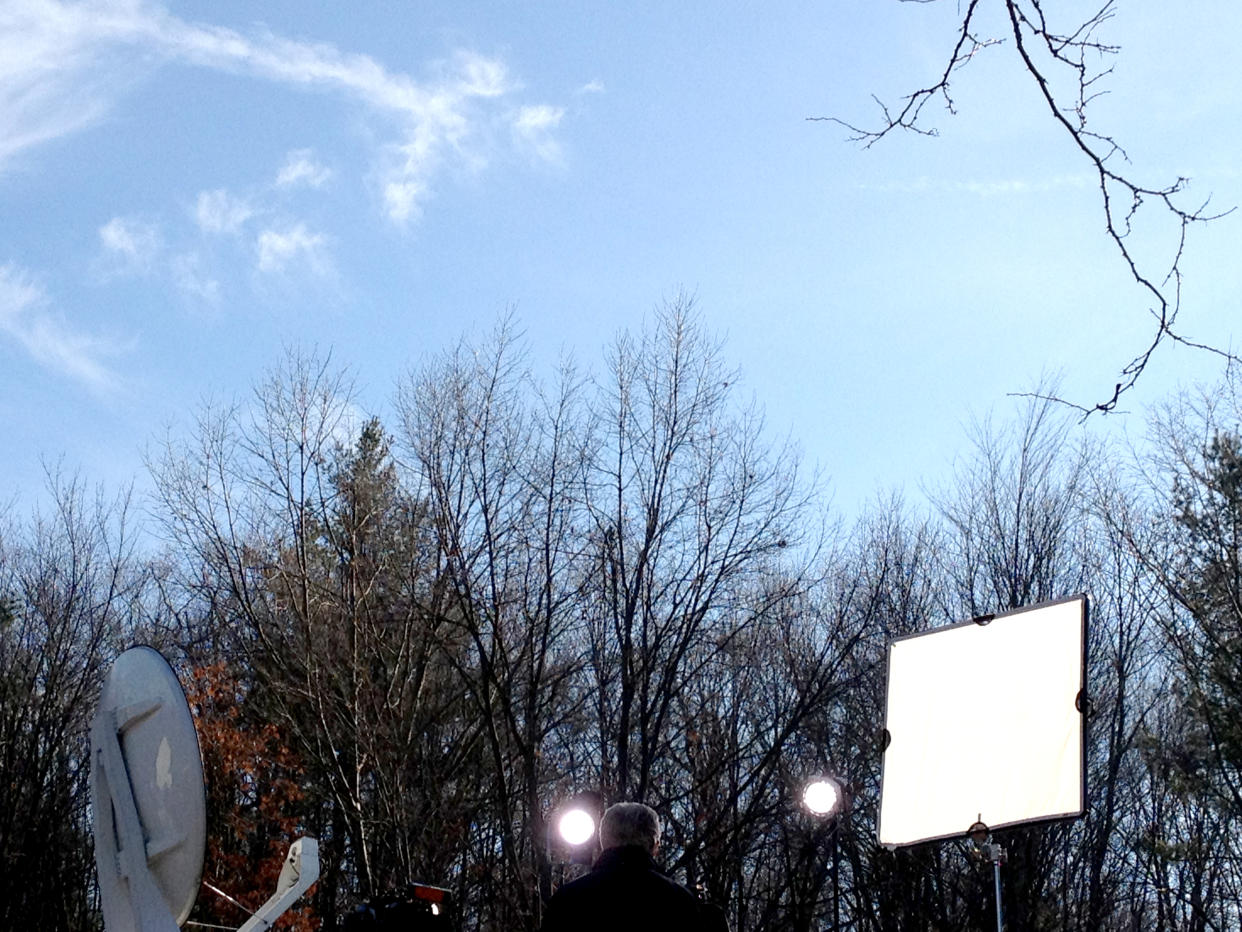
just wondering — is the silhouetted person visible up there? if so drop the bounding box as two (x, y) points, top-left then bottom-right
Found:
(540, 801), (724, 932)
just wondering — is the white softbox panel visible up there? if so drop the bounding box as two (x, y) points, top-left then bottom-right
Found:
(877, 595), (1086, 848)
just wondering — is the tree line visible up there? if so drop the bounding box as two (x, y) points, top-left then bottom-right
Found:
(3, 302), (1241, 930)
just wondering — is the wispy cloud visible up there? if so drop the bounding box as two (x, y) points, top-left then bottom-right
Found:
(256, 224), (329, 275)
(276, 149), (331, 189)
(512, 104), (565, 164)
(863, 174), (1093, 196)
(0, 263), (125, 392)
(98, 215), (161, 273)
(194, 188), (253, 234)
(0, 0), (131, 169)
(0, 1), (563, 222)
(577, 79), (605, 95)
(170, 251), (220, 303)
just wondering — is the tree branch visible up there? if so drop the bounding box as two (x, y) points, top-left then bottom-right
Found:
(814, 0), (1237, 414)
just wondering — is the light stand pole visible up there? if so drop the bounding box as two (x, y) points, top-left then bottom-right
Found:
(831, 818), (840, 932)
(986, 842), (1005, 932)
(803, 776), (847, 932)
(969, 821), (1005, 932)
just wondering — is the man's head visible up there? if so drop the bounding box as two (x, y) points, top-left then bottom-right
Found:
(599, 802), (661, 854)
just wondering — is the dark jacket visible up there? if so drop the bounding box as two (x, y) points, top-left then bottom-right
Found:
(540, 845), (714, 932)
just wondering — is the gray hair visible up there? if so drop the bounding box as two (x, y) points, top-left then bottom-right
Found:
(599, 802), (661, 853)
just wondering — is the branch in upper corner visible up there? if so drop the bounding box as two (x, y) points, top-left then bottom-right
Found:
(814, 0), (1238, 415)
(809, 0), (998, 147)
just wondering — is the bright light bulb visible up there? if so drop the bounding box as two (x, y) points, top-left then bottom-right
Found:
(558, 808), (596, 846)
(803, 778), (843, 817)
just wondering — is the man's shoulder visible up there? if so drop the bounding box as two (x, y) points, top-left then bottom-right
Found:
(550, 868), (607, 899)
(546, 850), (702, 911)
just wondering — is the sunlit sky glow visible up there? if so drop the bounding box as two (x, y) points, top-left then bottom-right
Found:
(3, 1), (1240, 516)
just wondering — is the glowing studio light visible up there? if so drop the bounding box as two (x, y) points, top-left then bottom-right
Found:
(557, 808), (597, 846)
(803, 777), (845, 818)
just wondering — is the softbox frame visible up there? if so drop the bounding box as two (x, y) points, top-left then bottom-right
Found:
(877, 595), (1087, 848)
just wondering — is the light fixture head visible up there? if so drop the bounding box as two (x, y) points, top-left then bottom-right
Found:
(968, 820), (990, 847)
(802, 776), (845, 818)
(557, 807), (597, 847)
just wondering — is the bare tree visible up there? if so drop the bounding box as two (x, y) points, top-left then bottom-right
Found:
(582, 298), (816, 804)
(932, 398), (1091, 932)
(1102, 371), (1242, 929)
(932, 394), (1088, 615)
(815, 0), (1235, 414)
(0, 469), (143, 930)
(667, 566), (862, 931)
(397, 319), (591, 931)
(149, 349), (475, 925)
(827, 498), (966, 932)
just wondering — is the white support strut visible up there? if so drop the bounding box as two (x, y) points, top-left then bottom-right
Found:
(92, 704), (182, 932)
(237, 838), (320, 932)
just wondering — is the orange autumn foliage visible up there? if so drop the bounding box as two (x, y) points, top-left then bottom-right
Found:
(185, 661), (317, 932)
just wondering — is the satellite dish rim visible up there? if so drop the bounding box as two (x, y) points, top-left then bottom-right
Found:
(92, 644), (207, 927)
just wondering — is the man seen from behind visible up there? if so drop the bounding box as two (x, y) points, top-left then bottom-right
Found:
(539, 801), (723, 932)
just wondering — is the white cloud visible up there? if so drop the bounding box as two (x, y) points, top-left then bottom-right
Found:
(577, 79), (605, 95)
(0, 1), (563, 223)
(0, 0), (135, 169)
(194, 188), (253, 234)
(276, 149), (331, 189)
(256, 224), (328, 274)
(512, 104), (565, 163)
(452, 51), (509, 98)
(382, 176), (426, 225)
(955, 174), (1091, 197)
(98, 215), (161, 272)
(863, 174), (1093, 196)
(0, 263), (124, 392)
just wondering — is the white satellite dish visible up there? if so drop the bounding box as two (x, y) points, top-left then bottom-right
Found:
(878, 595), (1087, 848)
(91, 646), (207, 932)
(91, 647), (321, 932)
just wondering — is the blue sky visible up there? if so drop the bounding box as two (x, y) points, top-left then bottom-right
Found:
(2, 0), (1240, 518)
